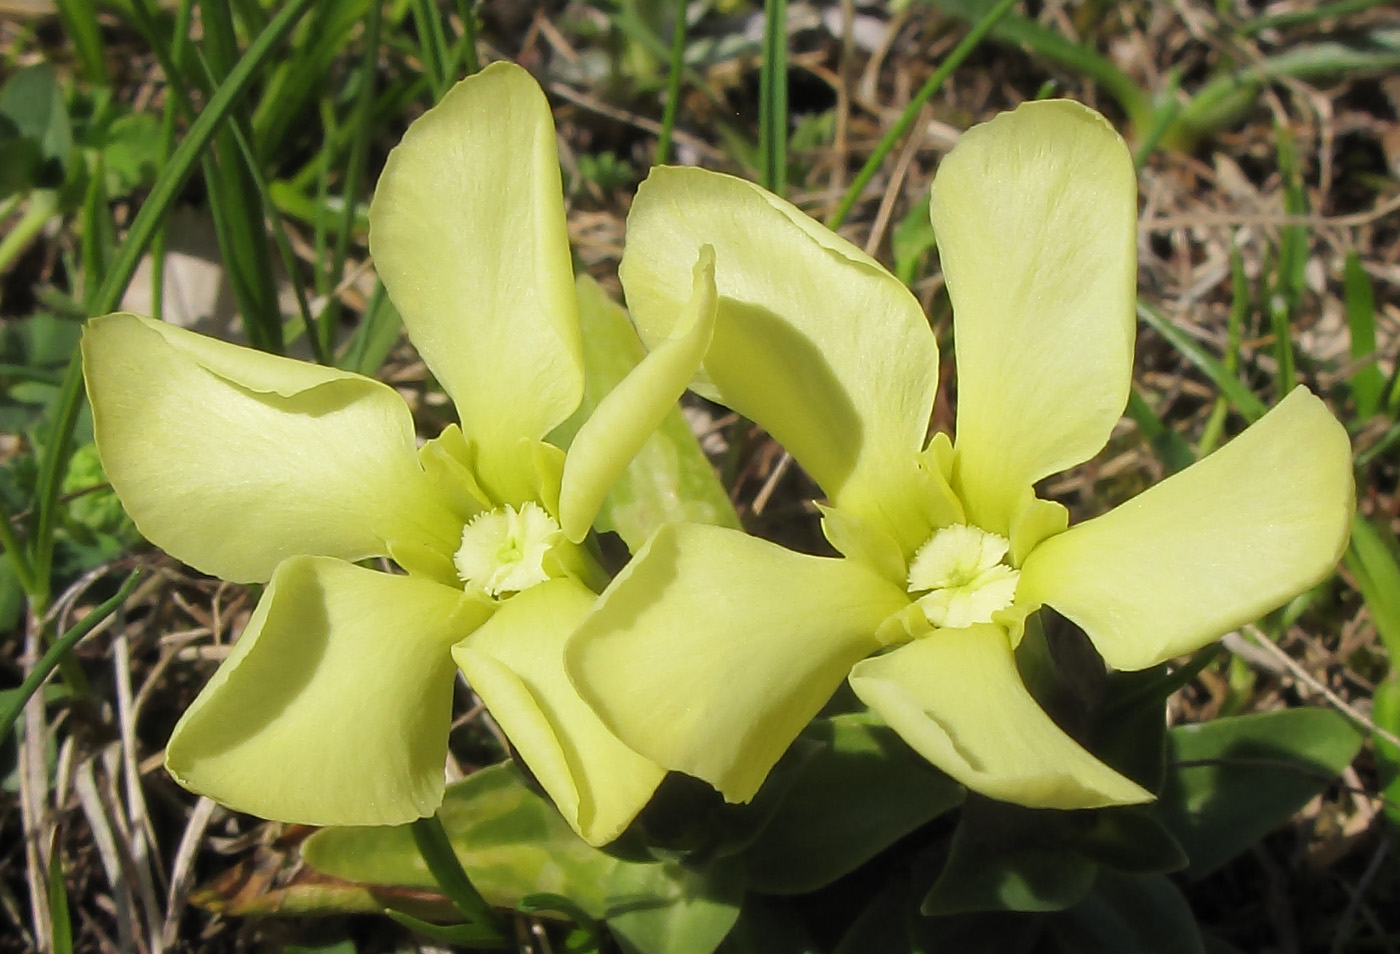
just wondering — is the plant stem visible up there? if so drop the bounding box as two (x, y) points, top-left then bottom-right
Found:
(409, 813), (508, 940)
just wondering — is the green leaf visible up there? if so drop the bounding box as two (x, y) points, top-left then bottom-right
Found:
(1046, 871), (1204, 954)
(384, 908), (509, 948)
(1069, 808), (1188, 877)
(304, 763), (635, 918)
(1156, 708), (1364, 878)
(97, 113), (164, 197)
(922, 798), (1099, 915)
(830, 876), (910, 954)
(0, 136), (42, 199)
(1092, 664), (1175, 794)
(283, 940), (358, 954)
(606, 858), (744, 954)
(740, 714), (963, 894)
(0, 64), (72, 179)
(715, 896), (816, 954)
(553, 275), (740, 550)
(905, 903), (1044, 954)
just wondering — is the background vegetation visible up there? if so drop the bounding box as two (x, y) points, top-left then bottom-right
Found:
(0, 0), (1397, 951)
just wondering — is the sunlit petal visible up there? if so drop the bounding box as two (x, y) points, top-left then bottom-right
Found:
(934, 100), (1137, 535)
(558, 247), (717, 542)
(567, 523), (910, 802)
(82, 314), (459, 583)
(1018, 387), (1354, 671)
(369, 62), (583, 482)
(165, 558), (491, 825)
(850, 626), (1151, 809)
(620, 166), (938, 548)
(454, 578), (665, 846)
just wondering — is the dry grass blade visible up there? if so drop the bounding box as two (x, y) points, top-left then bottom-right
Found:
(160, 797), (216, 949)
(19, 612), (54, 954)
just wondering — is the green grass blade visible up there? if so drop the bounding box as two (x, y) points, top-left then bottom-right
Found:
(198, 0), (285, 355)
(339, 282), (402, 376)
(1198, 246), (1249, 455)
(410, 0), (452, 98)
(655, 0), (690, 165)
(1242, 0), (1393, 36)
(1171, 30), (1400, 149)
(47, 852), (73, 954)
(30, 0), (320, 609)
(0, 189), (59, 277)
(1345, 516), (1400, 662)
(319, 0), (383, 358)
(1344, 252), (1384, 421)
(0, 495), (36, 597)
(79, 153), (116, 311)
(1136, 299), (1267, 422)
(1126, 387), (1195, 474)
(454, 0), (481, 76)
(830, 0), (1018, 230)
(0, 571), (142, 743)
(759, 0), (788, 195)
(251, 0), (371, 159)
(54, 0), (108, 84)
(31, 357), (85, 604)
(1356, 421), (1400, 470)
(202, 65), (322, 362)
(918, 0), (1153, 135)
(1270, 122), (1306, 394)
(603, 1), (729, 114)
(1133, 69), (1181, 171)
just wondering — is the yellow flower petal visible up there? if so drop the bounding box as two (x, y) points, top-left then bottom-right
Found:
(165, 557), (490, 825)
(81, 313), (458, 583)
(933, 100), (1137, 535)
(849, 626), (1151, 809)
(1018, 387), (1354, 671)
(620, 166), (938, 548)
(453, 578), (665, 846)
(567, 523), (909, 802)
(558, 247), (717, 542)
(369, 62), (583, 489)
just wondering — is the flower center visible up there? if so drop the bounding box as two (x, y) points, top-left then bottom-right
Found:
(453, 501), (562, 597)
(906, 523), (1020, 629)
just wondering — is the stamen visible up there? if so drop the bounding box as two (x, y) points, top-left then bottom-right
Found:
(453, 501), (561, 596)
(907, 524), (1019, 629)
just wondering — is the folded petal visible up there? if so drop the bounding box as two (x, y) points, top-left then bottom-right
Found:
(369, 61), (583, 471)
(453, 578), (665, 846)
(567, 523), (910, 802)
(620, 167), (938, 544)
(558, 247), (717, 542)
(1017, 387), (1353, 671)
(165, 557), (490, 825)
(934, 101), (1137, 535)
(82, 314), (459, 583)
(849, 626), (1151, 809)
